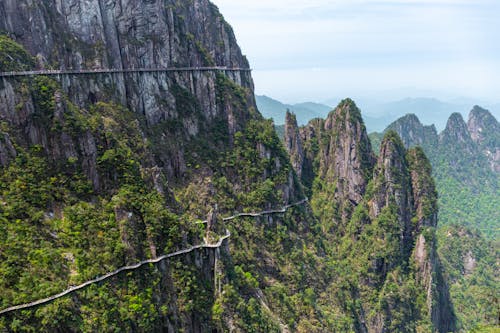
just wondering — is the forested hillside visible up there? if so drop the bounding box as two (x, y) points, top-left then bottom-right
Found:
(377, 110), (500, 238)
(0, 0), (468, 332)
(373, 111), (500, 330)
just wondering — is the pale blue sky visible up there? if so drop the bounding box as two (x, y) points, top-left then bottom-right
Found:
(212, 0), (500, 104)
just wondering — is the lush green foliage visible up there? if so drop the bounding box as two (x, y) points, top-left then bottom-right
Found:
(437, 225), (499, 331)
(0, 34), (480, 332)
(370, 115), (500, 238)
(370, 113), (500, 331)
(0, 76), (212, 331)
(0, 35), (35, 72)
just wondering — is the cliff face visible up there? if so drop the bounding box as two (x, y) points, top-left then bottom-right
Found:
(291, 99), (375, 228)
(384, 110), (500, 237)
(0, 0), (255, 183)
(386, 113), (438, 154)
(284, 111), (304, 178)
(359, 133), (454, 333)
(467, 106), (500, 173)
(370, 132), (412, 224)
(286, 101), (455, 332)
(0, 2), (457, 332)
(407, 147), (455, 332)
(0, 1), (305, 332)
(382, 110), (499, 330)
(320, 100), (375, 206)
(0, 0), (253, 117)
(386, 114), (431, 148)
(439, 113), (476, 154)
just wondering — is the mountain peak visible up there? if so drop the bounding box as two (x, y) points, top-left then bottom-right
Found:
(325, 98), (362, 128)
(468, 106), (498, 141)
(467, 106), (500, 172)
(321, 98), (375, 206)
(385, 113), (438, 152)
(284, 111), (305, 177)
(470, 105), (491, 116)
(440, 113), (474, 149)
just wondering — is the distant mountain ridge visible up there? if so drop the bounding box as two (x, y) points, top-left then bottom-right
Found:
(258, 95), (500, 132)
(256, 95), (332, 125)
(371, 108), (500, 330)
(374, 107), (500, 238)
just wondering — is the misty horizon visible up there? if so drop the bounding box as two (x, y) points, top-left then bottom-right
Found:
(213, 0), (500, 105)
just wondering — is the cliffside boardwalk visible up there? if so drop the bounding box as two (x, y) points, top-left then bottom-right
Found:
(0, 67), (252, 78)
(0, 198), (308, 315)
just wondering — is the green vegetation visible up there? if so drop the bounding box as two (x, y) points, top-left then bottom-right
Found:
(369, 132), (383, 155)
(0, 35), (35, 72)
(0, 75), (211, 331)
(0, 39), (328, 330)
(376, 112), (500, 238)
(2, 28), (495, 332)
(437, 225), (499, 331)
(433, 159), (499, 238)
(371, 112), (500, 331)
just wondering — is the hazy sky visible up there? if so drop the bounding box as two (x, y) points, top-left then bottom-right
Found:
(212, 0), (500, 104)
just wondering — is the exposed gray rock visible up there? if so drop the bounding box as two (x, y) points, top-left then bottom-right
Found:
(386, 113), (438, 152)
(320, 99), (375, 206)
(370, 132), (412, 244)
(468, 106), (500, 173)
(0, 131), (16, 166)
(0, 0), (255, 182)
(284, 111), (304, 178)
(439, 112), (475, 154)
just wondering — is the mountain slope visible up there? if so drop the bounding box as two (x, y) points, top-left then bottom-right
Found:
(256, 95), (331, 125)
(0, 2), (311, 331)
(285, 102), (455, 332)
(437, 225), (499, 331)
(383, 111), (500, 238)
(381, 111), (499, 331)
(0, 1), (455, 332)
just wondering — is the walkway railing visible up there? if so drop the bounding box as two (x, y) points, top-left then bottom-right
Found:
(0, 198), (307, 315)
(0, 67), (252, 78)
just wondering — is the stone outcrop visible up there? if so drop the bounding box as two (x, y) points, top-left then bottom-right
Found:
(366, 133), (455, 333)
(284, 111), (304, 178)
(320, 99), (375, 205)
(370, 131), (413, 256)
(408, 147), (455, 332)
(0, 0), (254, 120)
(439, 112), (476, 154)
(386, 113), (438, 152)
(298, 99), (375, 223)
(299, 117), (324, 191)
(407, 147), (437, 230)
(467, 106), (500, 173)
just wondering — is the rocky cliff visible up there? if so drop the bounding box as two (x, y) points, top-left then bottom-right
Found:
(0, 1), (306, 331)
(370, 132), (413, 256)
(383, 109), (500, 237)
(385, 113), (438, 154)
(439, 113), (476, 155)
(467, 106), (500, 173)
(0, 0), (255, 184)
(284, 111), (304, 179)
(381, 110), (499, 330)
(283, 100), (454, 332)
(291, 100), (375, 229)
